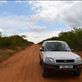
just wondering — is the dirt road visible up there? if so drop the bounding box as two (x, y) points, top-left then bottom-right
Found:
(0, 45), (82, 82)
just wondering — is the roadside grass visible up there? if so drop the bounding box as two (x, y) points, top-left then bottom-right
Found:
(0, 44), (33, 63)
(0, 35), (34, 63)
(0, 46), (27, 63)
(0, 49), (16, 63)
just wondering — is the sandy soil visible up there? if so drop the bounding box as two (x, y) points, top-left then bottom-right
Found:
(0, 44), (82, 82)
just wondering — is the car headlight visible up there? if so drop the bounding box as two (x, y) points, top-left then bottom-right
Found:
(76, 57), (82, 64)
(45, 57), (55, 64)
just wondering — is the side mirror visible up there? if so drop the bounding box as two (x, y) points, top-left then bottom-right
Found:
(71, 49), (74, 51)
(40, 47), (44, 51)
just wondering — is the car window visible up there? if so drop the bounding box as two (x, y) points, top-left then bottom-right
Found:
(44, 42), (71, 51)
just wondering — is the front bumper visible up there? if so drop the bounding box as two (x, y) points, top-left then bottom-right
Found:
(43, 63), (82, 71)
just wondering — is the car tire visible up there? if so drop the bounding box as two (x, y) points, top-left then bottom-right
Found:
(42, 66), (49, 77)
(39, 54), (42, 65)
(40, 59), (42, 65)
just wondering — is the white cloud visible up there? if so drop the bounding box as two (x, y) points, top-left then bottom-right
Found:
(29, 1), (82, 27)
(0, 15), (46, 35)
(1, 1), (82, 43)
(26, 1), (82, 43)
(29, 25), (46, 32)
(24, 30), (61, 43)
(0, 16), (60, 43)
(0, 14), (48, 43)
(0, 28), (3, 32)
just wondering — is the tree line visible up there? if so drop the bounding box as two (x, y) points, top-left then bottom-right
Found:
(0, 35), (34, 49)
(39, 28), (82, 51)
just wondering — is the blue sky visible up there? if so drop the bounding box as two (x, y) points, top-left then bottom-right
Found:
(0, 1), (82, 43)
(0, 1), (33, 16)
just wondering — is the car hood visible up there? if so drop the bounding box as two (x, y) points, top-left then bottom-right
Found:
(43, 51), (80, 59)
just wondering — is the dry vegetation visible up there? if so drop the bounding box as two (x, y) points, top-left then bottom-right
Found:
(0, 35), (34, 63)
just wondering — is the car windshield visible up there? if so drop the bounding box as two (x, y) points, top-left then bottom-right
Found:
(44, 42), (71, 51)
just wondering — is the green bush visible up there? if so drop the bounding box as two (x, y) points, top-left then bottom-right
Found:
(0, 35), (34, 49)
(59, 28), (82, 50)
(39, 28), (82, 51)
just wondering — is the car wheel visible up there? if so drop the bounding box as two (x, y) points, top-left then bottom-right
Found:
(39, 54), (42, 65)
(40, 59), (42, 65)
(42, 66), (49, 77)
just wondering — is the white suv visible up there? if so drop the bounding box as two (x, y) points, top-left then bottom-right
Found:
(39, 40), (82, 77)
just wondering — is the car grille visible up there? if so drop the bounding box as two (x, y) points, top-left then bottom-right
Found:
(56, 59), (75, 63)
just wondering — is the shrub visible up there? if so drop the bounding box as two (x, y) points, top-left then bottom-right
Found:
(0, 35), (34, 49)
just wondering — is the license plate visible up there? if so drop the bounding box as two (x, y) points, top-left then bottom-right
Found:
(59, 65), (73, 69)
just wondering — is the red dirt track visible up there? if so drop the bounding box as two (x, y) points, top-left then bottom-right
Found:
(0, 44), (82, 82)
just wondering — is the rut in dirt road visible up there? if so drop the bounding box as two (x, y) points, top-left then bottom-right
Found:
(0, 44), (82, 82)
